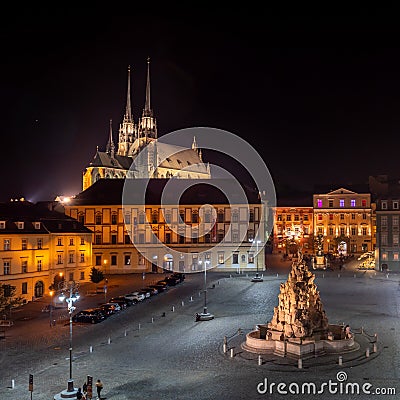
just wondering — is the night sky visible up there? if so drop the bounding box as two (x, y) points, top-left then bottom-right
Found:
(1, 12), (400, 203)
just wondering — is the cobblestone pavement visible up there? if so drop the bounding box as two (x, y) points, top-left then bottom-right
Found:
(1, 255), (399, 399)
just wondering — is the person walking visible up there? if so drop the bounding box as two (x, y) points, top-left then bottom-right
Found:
(82, 381), (88, 397)
(76, 387), (83, 400)
(95, 379), (103, 399)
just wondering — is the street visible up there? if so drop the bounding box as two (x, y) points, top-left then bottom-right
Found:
(0, 255), (399, 399)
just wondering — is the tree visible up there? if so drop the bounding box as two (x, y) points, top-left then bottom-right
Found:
(0, 284), (24, 317)
(49, 274), (65, 291)
(89, 267), (104, 284)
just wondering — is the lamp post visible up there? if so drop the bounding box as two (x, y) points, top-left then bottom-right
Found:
(250, 239), (263, 282)
(196, 259), (214, 321)
(49, 290), (54, 328)
(53, 280), (80, 400)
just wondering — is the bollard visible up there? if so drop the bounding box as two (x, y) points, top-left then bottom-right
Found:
(181, 301), (184, 306)
(366, 348), (370, 357)
(230, 348), (234, 358)
(276, 273), (278, 277)
(223, 343), (227, 353)
(338, 273), (341, 278)
(246, 273), (248, 278)
(124, 330), (127, 337)
(90, 346), (93, 353)
(322, 273), (324, 278)
(151, 317), (154, 323)
(190, 296), (193, 302)
(230, 274), (232, 278)
(258, 355), (262, 365)
(373, 343), (377, 353)
(374, 333), (378, 341)
(199, 292), (201, 297)
(138, 323), (141, 330)
(298, 358), (303, 369)
(108, 337), (111, 345)
(338, 356), (342, 365)
(386, 273), (389, 279)
(11, 379), (14, 389)
(261, 274), (264, 278)
(361, 326), (364, 334)
(354, 274), (356, 278)
(218, 280), (220, 285)
(172, 306), (175, 312)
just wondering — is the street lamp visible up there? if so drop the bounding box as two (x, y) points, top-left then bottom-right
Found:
(49, 290), (54, 328)
(195, 259), (214, 321)
(250, 238), (263, 282)
(53, 280), (80, 400)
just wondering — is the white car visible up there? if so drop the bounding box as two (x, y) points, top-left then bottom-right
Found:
(357, 251), (374, 261)
(124, 292), (145, 302)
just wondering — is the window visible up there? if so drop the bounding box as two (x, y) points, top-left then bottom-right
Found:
(303, 214), (308, 221)
(34, 222), (40, 229)
(351, 227), (356, 235)
(204, 212), (211, 223)
(57, 238), (62, 246)
(124, 254), (131, 265)
(340, 214), (344, 220)
(232, 232), (239, 242)
(111, 214), (117, 225)
(381, 216), (388, 226)
(362, 213), (367, 220)
(3, 261), (10, 275)
(192, 212), (199, 223)
(218, 252), (225, 264)
(111, 234), (117, 244)
(381, 201), (388, 210)
(232, 212), (238, 222)
(124, 235), (131, 244)
(138, 213), (145, 224)
(165, 233), (171, 244)
(340, 227), (345, 236)
(80, 252), (85, 263)
(393, 216), (399, 227)
(57, 254), (63, 264)
(22, 238), (27, 250)
(362, 199), (367, 207)
(138, 233), (145, 244)
(111, 255), (117, 266)
(37, 259), (42, 272)
(362, 227), (367, 236)
(4, 239), (10, 251)
(22, 282), (27, 294)
(217, 233), (224, 243)
(69, 238), (74, 246)
(37, 238), (43, 249)
(69, 272), (74, 281)
(95, 234), (102, 245)
(95, 255), (101, 266)
(277, 214), (282, 221)
(303, 226), (309, 235)
(317, 214), (322, 221)
(351, 199), (356, 207)
(217, 210), (224, 223)
(232, 253), (239, 264)
(165, 213), (171, 224)
(179, 211), (185, 223)
(318, 227), (323, 234)
(294, 214), (299, 221)
(393, 201), (399, 210)
(381, 233), (388, 246)
(205, 233), (211, 243)
(152, 211), (158, 224)
(393, 234), (399, 246)
(328, 227), (334, 235)
(249, 210), (254, 222)
(339, 199), (345, 208)
(394, 252), (399, 261)
(0, 221), (5, 229)
(329, 214), (334, 220)
(80, 271), (85, 280)
(351, 213), (355, 220)
(329, 200), (334, 208)
(17, 221), (24, 229)
(248, 253), (254, 264)
(78, 214), (84, 224)
(68, 253), (74, 263)
(286, 215), (291, 222)
(95, 214), (102, 225)
(21, 260), (28, 273)
(80, 238), (85, 245)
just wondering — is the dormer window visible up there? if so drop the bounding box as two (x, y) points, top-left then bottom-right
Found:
(34, 222), (41, 230)
(0, 221), (6, 229)
(166, 157), (171, 162)
(17, 222), (24, 229)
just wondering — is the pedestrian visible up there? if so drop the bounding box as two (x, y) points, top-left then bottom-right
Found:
(95, 379), (103, 399)
(76, 387), (83, 400)
(82, 381), (87, 396)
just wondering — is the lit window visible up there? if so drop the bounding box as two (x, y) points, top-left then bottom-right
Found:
(339, 199), (345, 208)
(218, 252), (225, 264)
(57, 238), (62, 246)
(17, 222), (24, 229)
(21, 260), (27, 273)
(381, 216), (387, 226)
(69, 238), (74, 246)
(124, 254), (131, 265)
(4, 239), (10, 251)
(37, 259), (42, 272)
(382, 201), (387, 210)
(22, 239), (27, 250)
(362, 199), (367, 207)
(57, 254), (63, 264)
(351, 199), (356, 207)
(248, 253), (254, 264)
(69, 253), (74, 263)
(3, 261), (10, 275)
(393, 201), (399, 210)
(317, 199), (322, 208)
(0, 221), (5, 229)
(37, 238), (43, 249)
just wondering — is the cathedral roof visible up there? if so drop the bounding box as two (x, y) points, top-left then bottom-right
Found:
(69, 178), (261, 206)
(89, 151), (133, 170)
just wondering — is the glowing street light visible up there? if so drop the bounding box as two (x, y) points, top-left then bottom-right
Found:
(250, 238), (263, 282)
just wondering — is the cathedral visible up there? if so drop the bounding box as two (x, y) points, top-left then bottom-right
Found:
(82, 59), (211, 191)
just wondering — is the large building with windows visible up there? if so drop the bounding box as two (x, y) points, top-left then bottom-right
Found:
(64, 178), (268, 274)
(0, 200), (93, 302)
(313, 188), (373, 255)
(82, 60), (210, 191)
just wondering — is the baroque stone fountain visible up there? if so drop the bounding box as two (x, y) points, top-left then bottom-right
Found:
(242, 251), (357, 358)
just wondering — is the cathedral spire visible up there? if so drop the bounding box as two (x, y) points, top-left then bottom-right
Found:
(106, 119), (115, 158)
(125, 65), (133, 122)
(144, 57), (152, 115)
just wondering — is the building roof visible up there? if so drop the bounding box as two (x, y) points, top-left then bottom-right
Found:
(88, 151), (133, 170)
(0, 200), (91, 234)
(68, 178), (261, 206)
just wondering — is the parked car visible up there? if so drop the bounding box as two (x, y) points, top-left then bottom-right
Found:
(125, 292), (145, 302)
(72, 308), (106, 324)
(171, 272), (185, 282)
(138, 289), (151, 298)
(142, 286), (158, 296)
(99, 302), (121, 316)
(109, 296), (130, 308)
(150, 284), (167, 292)
(164, 275), (180, 286)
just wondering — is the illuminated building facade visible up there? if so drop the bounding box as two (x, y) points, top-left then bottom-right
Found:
(64, 178), (268, 274)
(313, 188), (372, 255)
(82, 60), (210, 191)
(0, 200), (93, 302)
